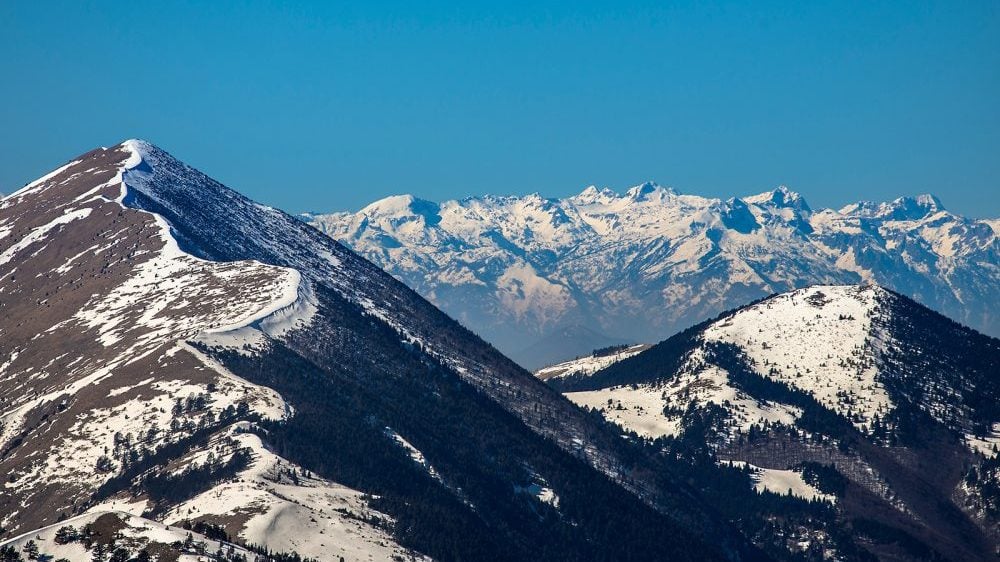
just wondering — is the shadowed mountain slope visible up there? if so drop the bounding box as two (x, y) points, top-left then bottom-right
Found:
(0, 141), (761, 561)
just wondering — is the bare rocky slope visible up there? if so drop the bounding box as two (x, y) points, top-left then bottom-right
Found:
(0, 141), (767, 561)
(552, 285), (1000, 561)
(307, 186), (999, 369)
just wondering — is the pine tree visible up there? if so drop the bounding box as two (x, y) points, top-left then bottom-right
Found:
(22, 541), (37, 561)
(0, 545), (23, 562)
(95, 455), (115, 473)
(54, 525), (77, 544)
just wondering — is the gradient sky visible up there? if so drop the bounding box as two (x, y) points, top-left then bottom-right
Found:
(1, 1), (997, 217)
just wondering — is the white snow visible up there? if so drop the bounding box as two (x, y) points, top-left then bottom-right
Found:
(204, 269), (303, 334)
(0, 510), (259, 562)
(307, 184), (998, 369)
(0, 159), (83, 204)
(535, 344), (650, 380)
(703, 285), (892, 430)
(513, 482), (560, 509)
(162, 427), (415, 561)
(566, 385), (682, 439)
(565, 347), (802, 441)
(384, 426), (444, 483)
(495, 262), (572, 326)
(724, 461), (835, 503)
(0, 207), (93, 267)
(257, 277), (319, 338)
(195, 326), (272, 356)
(966, 423), (1000, 458)
(564, 286), (901, 444)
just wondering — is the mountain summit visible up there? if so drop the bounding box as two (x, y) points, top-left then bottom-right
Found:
(308, 186), (999, 368)
(1, 141), (765, 561)
(554, 284), (1000, 561)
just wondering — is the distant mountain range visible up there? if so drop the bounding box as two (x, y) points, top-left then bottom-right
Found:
(5, 141), (1000, 561)
(306, 184), (999, 368)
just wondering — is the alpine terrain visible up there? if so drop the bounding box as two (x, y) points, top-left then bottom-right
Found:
(306, 185), (999, 368)
(0, 140), (776, 562)
(2, 141), (996, 562)
(551, 284), (1000, 561)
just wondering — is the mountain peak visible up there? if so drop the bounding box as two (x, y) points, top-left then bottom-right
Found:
(745, 185), (811, 213)
(843, 193), (946, 220)
(574, 185), (618, 204)
(2, 140), (761, 561)
(886, 193), (945, 219)
(625, 181), (676, 201)
(121, 137), (152, 150)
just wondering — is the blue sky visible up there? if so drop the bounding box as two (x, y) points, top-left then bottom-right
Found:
(1, 1), (997, 216)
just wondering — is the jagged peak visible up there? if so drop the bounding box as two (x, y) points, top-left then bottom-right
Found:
(577, 185), (616, 197)
(914, 193), (944, 208)
(744, 185), (811, 213)
(573, 185), (619, 204)
(724, 196), (749, 209)
(841, 193), (946, 220)
(886, 193), (945, 218)
(625, 181), (677, 201)
(522, 191), (554, 204)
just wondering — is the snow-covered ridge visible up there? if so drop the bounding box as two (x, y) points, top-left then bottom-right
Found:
(308, 184), (999, 368)
(6, 139), (785, 561)
(119, 140), (318, 343)
(564, 282), (1000, 461)
(0, 141), (409, 558)
(158, 424), (412, 561)
(565, 285), (892, 442)
(565, 343), (803, 441)
(535, 344), (651, 380)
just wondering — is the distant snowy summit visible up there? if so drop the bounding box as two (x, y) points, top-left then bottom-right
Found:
(307, 184), (999, 368)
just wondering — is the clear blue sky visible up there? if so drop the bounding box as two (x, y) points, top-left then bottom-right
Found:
(1, 1), (997, 216)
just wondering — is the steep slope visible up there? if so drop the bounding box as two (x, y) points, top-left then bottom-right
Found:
(555, 285), (1000, 561)
(0, 141), (760, 561)
(0, 144), (414, 561)
(307, 185), (999, 368)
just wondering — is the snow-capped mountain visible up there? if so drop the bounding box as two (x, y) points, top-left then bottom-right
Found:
(306, 185), (999, 369)
(553, 284), (1000, 561)
(0, 141), (764, 561)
